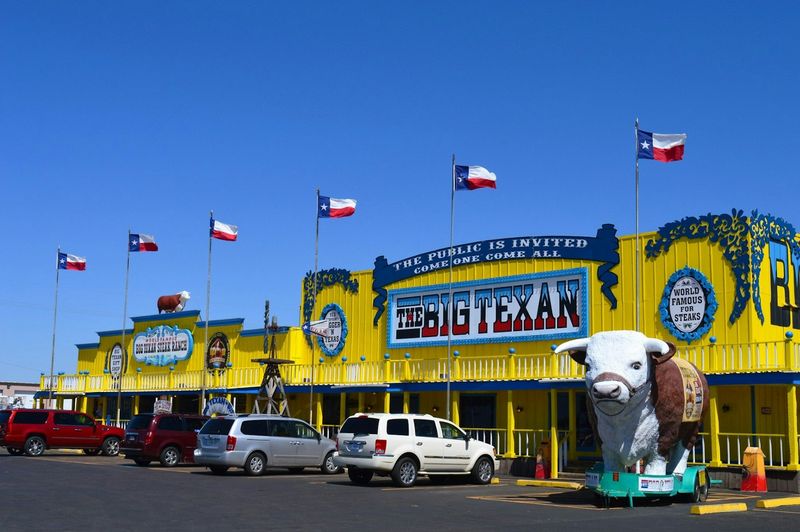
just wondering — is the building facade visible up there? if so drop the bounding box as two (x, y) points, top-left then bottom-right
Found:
(39, 209), (800, 476)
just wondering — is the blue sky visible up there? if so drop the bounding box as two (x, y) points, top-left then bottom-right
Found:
(1, 2), (797, 381)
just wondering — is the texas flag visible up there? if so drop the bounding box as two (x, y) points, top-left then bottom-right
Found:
(318, 196), (356, 218)
(455, 165), (497, 190)
(637, 130), (687, 162)
(129, 233), (158, 252)
(211, 218), (238, 241)
(58, 252), (86, 271)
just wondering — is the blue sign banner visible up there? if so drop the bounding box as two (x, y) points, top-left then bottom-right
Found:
(372, 224), (619, 324)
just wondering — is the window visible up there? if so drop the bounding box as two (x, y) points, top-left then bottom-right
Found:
(241, 420), (269, 436)
(0, 412), (11, 424)
(269, 420), (291, 437)
(75, 414), (94, 426)
(184, 418), (206, 432)
(54, 413), (79, 425)
(386, 419), (409, 436)
(289, 421), (318, 439)
(157, 416), (183, 431)
(340, 416), (379, 435)
(413, 419), (438, 438)
(439, 421), (465, 440)
(199, 418), (234, 435)
(126, 414), (154, 431)
(12, 411), (48, 424)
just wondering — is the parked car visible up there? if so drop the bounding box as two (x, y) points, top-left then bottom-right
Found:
(0, 408), (124, 457)
(333, 413), (498, 488)
(122, 413), (209, 467)
(193, 414), (342, 476)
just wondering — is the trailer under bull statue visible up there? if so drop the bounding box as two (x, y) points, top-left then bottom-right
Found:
(554, 330), (720, 507)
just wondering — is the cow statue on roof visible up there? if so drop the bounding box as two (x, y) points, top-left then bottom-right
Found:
(157, 291), (191, 314)
(555, 330), (709, 476)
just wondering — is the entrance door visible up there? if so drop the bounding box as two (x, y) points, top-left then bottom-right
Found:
(459, 394), (496, 428)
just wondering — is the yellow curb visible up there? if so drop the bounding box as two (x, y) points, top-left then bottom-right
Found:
(690, 503), (748, 515)
(755, 497), (800, 509)
(490, 477), (500, 484)
(516, 479), (583, 490)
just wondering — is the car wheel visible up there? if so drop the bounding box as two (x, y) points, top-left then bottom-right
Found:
(209, 465), (229, 475)
(24, 436), (46, 457)
(159, 446), (180, 467)
(102, 437), (121, 457)
(682, 474), (709, 503)
(391, 457), (418, 488)
(244, 452), (267, 476)
(320, 451), (342, 475)
(83, 448), (101, 456)
(7, 447), (24, 456)
(133, 458), (151, 467)
(347, 468), (373, 485)
(471, 456), (494, 485)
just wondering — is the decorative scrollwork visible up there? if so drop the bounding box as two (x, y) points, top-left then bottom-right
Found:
(749, 211), (800, 323)
(302, 268), (358, 346)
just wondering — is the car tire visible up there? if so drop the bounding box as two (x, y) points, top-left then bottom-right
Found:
(133, 458), (151, 467)
(102, 437), (121, 457)
(209, 465), (229, 475)
(320, 451), (342, 475)
(24, 436), (46, 457)
(471, 456), (494, 485)
(159, 446), (180, 467)
(244, 452), (267, 476)
(347, 468), (373, 485)
(391, 457), (418, 488)
(7, 447), (24, 456)
(83, 448), (101, 456)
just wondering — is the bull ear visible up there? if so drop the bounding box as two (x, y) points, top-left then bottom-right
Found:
(644, 338), (675, 365)
(554, 338), (589, 366)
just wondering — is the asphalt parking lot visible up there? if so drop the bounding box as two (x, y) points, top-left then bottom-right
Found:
(1, 452), (799, 531)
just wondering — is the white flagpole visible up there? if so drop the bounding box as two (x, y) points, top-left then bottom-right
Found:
(202, 211), (213, 413)
(635, 118), (641, 332)
(446, 154), (455, 421)
(48, 247), (61, 408)
(117, 231), (131, 425)
(310, 189), (319, 425)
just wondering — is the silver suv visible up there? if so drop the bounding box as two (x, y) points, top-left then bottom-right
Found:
(333, 413), (498, 487)
(193, 414), (341, 476)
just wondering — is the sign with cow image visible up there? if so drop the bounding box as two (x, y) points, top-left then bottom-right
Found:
(659, 267), (717, 343)
(387, 269), (588, 348)
(133, 325), (194, 366)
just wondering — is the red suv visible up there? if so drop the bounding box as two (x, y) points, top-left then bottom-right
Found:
(0, 409), (124, 457)
(122, 413), (209, 467)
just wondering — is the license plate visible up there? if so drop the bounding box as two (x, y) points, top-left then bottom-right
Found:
(126, 434), (137, 441)
(202, 436), (216, 447)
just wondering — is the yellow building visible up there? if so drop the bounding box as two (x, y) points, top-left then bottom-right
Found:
(40, 209), (800, 478)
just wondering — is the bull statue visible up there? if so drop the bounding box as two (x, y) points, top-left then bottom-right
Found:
(555, 330), (708, 476)
(157, 291), (191, 314)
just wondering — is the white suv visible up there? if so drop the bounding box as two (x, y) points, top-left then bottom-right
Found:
(333, 413), (498, 488)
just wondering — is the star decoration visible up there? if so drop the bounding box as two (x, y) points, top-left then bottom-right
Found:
(640, 140), (650, 150)
(320, 204), (328, 211)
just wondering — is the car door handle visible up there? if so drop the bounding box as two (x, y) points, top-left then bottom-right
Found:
(445, 443), (452, 447)
(416, 442), (423, 446)
(52, 428), (60, 431)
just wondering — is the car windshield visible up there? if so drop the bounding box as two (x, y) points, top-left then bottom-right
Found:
(340, 416), (379, 435)
(126, 414), (154, 430)
(199, 418), (235, 435)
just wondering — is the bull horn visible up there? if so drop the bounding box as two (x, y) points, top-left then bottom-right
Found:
(554, 338), (590, 354)
(643, 338), (669, 354)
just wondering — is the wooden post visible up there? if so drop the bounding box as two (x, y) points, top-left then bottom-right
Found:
(506, 390), (516, 458)
(549, 388), (558, 479)
(339, 392), (347, 424)
(708, 386), (723, 467)
(787, 384), (799, 470)
(568, 389), (577, 461)
(315, 393), (323, 431)
(451, 391), (460, 426)
(383, 391), (391, 413)
(403, 391), (410, 414)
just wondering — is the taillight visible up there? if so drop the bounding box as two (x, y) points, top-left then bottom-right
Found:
(226, 435), (237, 451)
(144, 431), (153, 445)
(335, 438), (339, 451)
(374, 439), (387, 455)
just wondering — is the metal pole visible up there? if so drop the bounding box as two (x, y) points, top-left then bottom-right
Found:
(117, 231), (131, 425)
(48, 247), (61, 408)
(634, 118), (641, 332)
(310, 189), (319, 424)
(446, 154), (455, 421)
(203, 211), (213, 413)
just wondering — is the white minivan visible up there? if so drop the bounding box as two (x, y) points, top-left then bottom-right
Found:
(333, 413), (497, 487)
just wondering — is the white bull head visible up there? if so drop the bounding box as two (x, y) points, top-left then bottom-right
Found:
(555, 331), (674, 416)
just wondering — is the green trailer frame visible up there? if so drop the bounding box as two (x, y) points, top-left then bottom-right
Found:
(585, 462), (713, 508)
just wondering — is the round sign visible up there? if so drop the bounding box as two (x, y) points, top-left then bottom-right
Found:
(317, 304), (347, 357)
(109, 343), (124, 376)
(659, 267), (717, 343)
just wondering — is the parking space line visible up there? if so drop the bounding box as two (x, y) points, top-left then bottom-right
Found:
(752, 508), (800, 515)
(468, 494), (621, 511)
(381, 484), (501, 492)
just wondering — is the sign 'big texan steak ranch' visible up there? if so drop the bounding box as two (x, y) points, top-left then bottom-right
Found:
(133, 325), (194, 366)
(387, 269), (588, 348)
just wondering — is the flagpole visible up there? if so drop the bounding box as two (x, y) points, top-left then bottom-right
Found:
(446, 154), (455, 421)
(634, 118), (641, 332)
(48, 247), (61, 408)
(202, 211), (212, 413)
(117, 230), (131, 426)
(310, 189), (319, 425)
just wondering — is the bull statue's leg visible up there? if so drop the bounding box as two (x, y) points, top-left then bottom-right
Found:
(601, 448), (626, 472)
(666, 442), (690, 476)
(642, 453), (668, 475)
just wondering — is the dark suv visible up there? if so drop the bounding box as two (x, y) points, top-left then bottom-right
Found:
(0, 409), (124, 457)
(122, 413), (209, 467)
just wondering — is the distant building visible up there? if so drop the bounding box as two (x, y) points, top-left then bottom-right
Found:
(0, 381), (39, 409)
